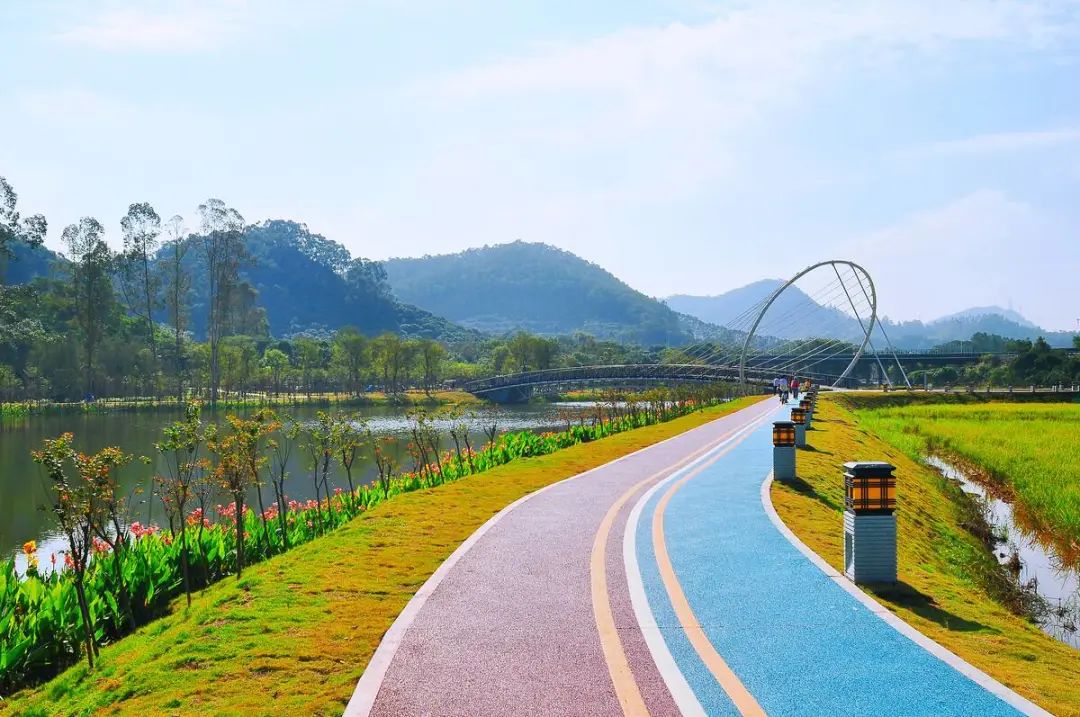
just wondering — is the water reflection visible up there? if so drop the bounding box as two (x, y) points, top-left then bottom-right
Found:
(2, 402), (575, 569)
(927, 455), (1079, 648)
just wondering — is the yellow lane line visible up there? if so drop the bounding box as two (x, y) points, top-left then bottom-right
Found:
(590, 421), (752, 716)
(652, 424), (768, 717)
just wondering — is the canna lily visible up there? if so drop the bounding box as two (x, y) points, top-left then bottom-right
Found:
(22, 540), (36, 555)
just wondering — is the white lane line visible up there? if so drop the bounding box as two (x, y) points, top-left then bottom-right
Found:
(759, 472), (1053, 717)
(622, 408), (773, 716)
(342, 399), (769, 717)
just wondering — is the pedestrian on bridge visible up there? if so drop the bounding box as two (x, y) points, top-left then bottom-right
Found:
(791, 376), (801, 400)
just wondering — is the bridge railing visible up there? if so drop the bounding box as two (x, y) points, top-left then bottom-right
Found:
(462, 363), (797, 395)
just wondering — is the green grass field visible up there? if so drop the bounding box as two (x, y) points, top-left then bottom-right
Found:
(772, 396), (1080, 716)
(855, 402), (1080, 558)
(1, 398), (760, 716)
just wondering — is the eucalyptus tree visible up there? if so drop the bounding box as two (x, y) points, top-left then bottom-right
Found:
(161, 215), (190, 400)
(420, 339), (446, 394)
(119, 202), (162, 394)
(197, 198), (247, 405)
(332, 326), (368, 395)
(62, 217), (114, 396)
(0, 176), (47, 345)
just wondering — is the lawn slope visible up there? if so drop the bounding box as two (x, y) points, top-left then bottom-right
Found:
(3, 398), (761, 716)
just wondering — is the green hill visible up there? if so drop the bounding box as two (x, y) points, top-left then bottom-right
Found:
(170, 220), (478, 342)
(384, 241), (694, 345)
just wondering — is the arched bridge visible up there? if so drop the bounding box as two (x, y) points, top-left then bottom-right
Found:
(463, 364), (785, 403)
(462, 351), (1015, 403)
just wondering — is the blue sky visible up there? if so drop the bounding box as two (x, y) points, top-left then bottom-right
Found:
(2, 1), (1079, 330)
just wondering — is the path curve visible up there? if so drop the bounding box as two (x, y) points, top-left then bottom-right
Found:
(345, 398), (776, 716)
(345, 396), (1049, 716)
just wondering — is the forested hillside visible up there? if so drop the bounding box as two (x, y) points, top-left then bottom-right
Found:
(168, 220), (475, 342)
(384, 241), (693, 345)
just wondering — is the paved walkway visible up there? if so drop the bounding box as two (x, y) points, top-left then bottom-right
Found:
(345, 397), (1046, 716)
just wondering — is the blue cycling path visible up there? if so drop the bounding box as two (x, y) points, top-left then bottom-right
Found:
(346, 396), (1047, 716)
(630, 397), (1045, 716)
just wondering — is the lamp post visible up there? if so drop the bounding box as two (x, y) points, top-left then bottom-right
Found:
(773, 421), (796, 481)
(843, 461), (897, 583)
(799, 398), (812, 428)
(790, 407), (807, 448)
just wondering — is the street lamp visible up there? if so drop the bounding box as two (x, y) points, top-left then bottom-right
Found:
(843, 461), (897, 583)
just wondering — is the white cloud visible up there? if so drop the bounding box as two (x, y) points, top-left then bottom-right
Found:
(901, 128), (1080, 158)
(55, 4), (246, 52)
(848, 191), (1080, 329)
(52, 1), (333, 53)
(408, 1), (1080, 206)
(17, 88), (138, 125)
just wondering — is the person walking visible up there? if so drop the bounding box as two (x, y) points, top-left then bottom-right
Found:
(791, 376), (801, 401)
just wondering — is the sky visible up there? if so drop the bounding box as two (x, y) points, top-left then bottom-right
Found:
(2, 1), (1079, 331)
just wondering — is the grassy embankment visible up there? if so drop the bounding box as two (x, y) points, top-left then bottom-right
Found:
(0, 390), (483, 421)
(771, 393), (1080, 716)
(1, 397), (761, 716)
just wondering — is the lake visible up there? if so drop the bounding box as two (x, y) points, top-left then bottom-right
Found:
(1, 401), (578, 571)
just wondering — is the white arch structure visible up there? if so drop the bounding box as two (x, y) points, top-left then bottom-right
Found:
(738, 259), (888, 387)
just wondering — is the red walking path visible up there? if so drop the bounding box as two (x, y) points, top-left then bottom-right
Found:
(344, 398), (777, 716)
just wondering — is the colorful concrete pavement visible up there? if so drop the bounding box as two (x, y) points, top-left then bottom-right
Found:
(345, 397), (1049, 716)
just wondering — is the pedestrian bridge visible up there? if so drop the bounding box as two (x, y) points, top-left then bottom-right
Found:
(462, 364), (783, 402)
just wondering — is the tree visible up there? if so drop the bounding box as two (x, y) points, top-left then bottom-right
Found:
(263, 347), (289, 396)
(420, 339), (446, 393)
(508, 332), (533, 372)
(162, 215), (190, 401)
(0, 176), (47, 265)
(32, 434), (99, 669)
(294, 337), (322, 396)
(372, 332), (403, 393)
(332, 326), (368, 395)
(119, 202), (162, 395)
(155, 402), (209, 606)
(0, 176), (48, 345)
(198, 199), (247, 406)
(209, 409), (276, 577)
(62, 217), (113, 397)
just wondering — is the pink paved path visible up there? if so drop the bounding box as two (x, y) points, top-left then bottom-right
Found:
(345, 398), (775, 717)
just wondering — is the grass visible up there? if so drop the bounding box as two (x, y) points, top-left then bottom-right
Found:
(771, 395), (1080, 716)
(1, 397), (761, 716)
(855, 401), (1080, 558)
(0, 390), (484, 422)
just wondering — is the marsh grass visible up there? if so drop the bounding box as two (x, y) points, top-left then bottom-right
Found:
(854, 402), (1080, 561)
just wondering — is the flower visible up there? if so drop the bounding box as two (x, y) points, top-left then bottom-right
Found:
(64, 553), (75, 569)
(22, 540), (36, 555)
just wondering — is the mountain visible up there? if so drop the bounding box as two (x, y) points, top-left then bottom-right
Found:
(384, 241), (694, 345)
(4, 220), (476, 343)
(671, 282), (1075, 349)
(170, 220), (478, 342)
(667, 280), (864, 341)
(930, 306), (1037, 329)
(0, 238), (60, 283)
(886, 313), (1074, 349)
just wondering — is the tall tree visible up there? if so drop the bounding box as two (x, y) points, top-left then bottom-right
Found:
(162, 215), (190, 400)
(420, 339), (446, 393)
(332, 326), (368, 395)
(197, 199), (247, 405)
(62, 217), (113, 397)
(0, 176), (47, 345)
(119, 202), (162, 395)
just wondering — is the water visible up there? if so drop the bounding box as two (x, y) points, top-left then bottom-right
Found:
(926, 456), (1080, 648)
(1, 402), (578, 572)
